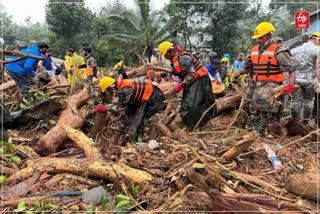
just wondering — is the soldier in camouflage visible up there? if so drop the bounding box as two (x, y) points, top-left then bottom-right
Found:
(290, 32), (320, 127)
(235, 22), (297, 136)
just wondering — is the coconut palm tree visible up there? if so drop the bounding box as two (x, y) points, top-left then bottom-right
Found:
(97, 0), (176, 63)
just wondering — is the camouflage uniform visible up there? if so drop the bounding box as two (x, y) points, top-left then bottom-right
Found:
(290, 42), (320, 124)
(244, 43), (298, 135)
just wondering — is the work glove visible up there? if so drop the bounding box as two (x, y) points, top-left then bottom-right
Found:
(213, 80), (221, 84)
(283, 84), (294, 95)
(95, 105), (107, 113)
(175, 84), (184, 93)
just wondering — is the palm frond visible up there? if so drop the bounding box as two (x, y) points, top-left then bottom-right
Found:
(105, 15), (140, 33)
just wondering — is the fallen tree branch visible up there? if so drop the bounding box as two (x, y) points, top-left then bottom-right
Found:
(6, 126), (153, 186)
(35, 88), (90, 155)
(0, 80), (16, 91)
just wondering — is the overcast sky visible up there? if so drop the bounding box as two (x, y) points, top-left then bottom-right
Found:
(1, 0), (170, 24)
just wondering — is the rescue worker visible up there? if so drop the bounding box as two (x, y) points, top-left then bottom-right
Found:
(64, 48), (85, 83)
(207, 52), (218, 64)
(98, 76), (116, 104)
(289, 32), (320, 128)
(192, 47), (201, 62)
(220, 57), (230, 82)
(6, 43), (49, 96)
(205, 59), (222, 83)
(235, 22), (297, 136)
(232, 53), (245, 73)
(77, 47), (97, 82)
(96, 76), (166, 141)
(159, 41), (215, 129)
(146, 70), (167, 83)
(114, 60), (127, 79)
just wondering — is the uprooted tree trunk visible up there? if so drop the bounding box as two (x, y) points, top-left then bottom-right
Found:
(6, 126), (153, 185)
(34, 88), (90, 155)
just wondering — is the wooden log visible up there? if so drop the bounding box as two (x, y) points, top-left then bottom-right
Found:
(285, 173), (320, 201)
(0, 80), (16, 91)
(220, 132), (257, 162)
(302, 153), (318, 174)
(88, 112), (108, 137)
(6, 126), (153, 185)
(153, 122), (172, 137)
(187, 192), (303, 212)
(216, 93), (242, 115)
(34, 88), (90, 155)
(234, 172), (282, 193)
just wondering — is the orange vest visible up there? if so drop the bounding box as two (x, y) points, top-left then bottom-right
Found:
(250, 44), (286, 82)
(86, 67), (93, 76)
(117, 79), (153, 103)
(172, 52), (207, 81)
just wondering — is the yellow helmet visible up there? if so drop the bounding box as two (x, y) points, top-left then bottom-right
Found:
(252, 22), (276, 39)
(114, 61), (124, 70)
(99, 77), (116, 92)
(159, 41), (173, 56)
(221, 57), (229, 63)
(309, 32), (320, 39)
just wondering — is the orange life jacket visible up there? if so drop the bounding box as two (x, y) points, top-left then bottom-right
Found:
(117, 79), (153, 103)
(172, 52), (207, 81)
(250, 44), (286, 82)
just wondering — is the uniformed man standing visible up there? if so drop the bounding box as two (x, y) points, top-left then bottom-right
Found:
(235, 22), (298, 136)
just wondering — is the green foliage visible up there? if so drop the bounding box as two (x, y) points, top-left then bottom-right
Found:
(97, 0), (176, 63)
(115, 194), (133, 211)
(0, 175), (7, 185)
(11, 155), (22, 164)
(45, 0), (95, 56)
(14, 201), (27, 213)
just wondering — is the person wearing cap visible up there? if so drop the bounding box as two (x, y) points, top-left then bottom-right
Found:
(232, 53), (245, 73)
(289, 32), (320, 128)
(234, 22), (298, 136)
(75, 47), (97, 82)
(96, 75), (166, 142)
(64, 48), (85, 83)
(113, 60), (128, 79)
(207, 51), (218, 64)
(222, 53), (231, 69)
(98, 76), (117, 104)
(5, 42), (49, 96)
(220, 57), (230, 82)
(205, 59), (222, 84)
(158, 41), (215, 129)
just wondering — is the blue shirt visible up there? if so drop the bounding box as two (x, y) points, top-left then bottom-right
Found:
(43, 55), (53, 71)
(6, 45), (41, 77)
(232, 60), (244, 72)
(205, 63), (217, 77)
